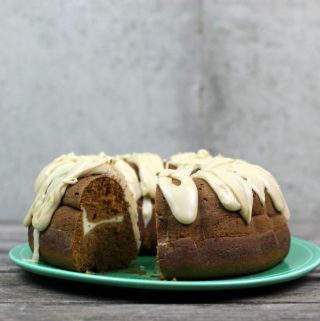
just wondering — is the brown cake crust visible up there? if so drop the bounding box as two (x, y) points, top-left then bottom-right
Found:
(28, 174), (138, 272)
(28, 206), (81, 270)
(155, 178), (291, 280)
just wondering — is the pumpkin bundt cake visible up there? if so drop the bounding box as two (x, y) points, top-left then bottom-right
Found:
(24, 150), (290, 279)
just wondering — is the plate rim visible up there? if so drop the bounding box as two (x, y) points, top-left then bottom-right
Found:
(8, 236), (320, 291)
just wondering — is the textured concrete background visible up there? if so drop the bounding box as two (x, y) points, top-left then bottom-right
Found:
(1, 1), (319, 238)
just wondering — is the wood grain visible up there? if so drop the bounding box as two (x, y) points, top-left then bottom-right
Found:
(1, 221), (319, 321)
(1, 303), (320, 321)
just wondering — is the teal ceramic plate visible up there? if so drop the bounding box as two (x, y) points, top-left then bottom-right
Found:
(9, 237), (320, 291)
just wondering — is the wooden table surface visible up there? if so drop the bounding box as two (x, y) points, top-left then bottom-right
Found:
(1, 220), (319, 321)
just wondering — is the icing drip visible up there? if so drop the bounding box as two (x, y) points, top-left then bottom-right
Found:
(211, 166), (254, 223)
(159, 150), (290, 225)
(158, 168), (198, 224)
(142, 197), (153, 227)
(114, 159), (142, 201)
(192, 170), (241, 212)
(122, 153), (164, 199)
(82, 208), (124, 235)
(24, 153), (141, 262)
(25, 153), (114, 231)
(120, 153), (164, 227)
(32, 229), (40, 262)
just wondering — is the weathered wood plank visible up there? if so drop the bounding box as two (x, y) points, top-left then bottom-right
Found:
(0, 303), (319, 321)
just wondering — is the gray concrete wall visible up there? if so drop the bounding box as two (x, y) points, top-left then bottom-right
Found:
(1, 1), (319, 238)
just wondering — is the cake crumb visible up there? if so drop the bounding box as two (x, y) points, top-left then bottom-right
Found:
(85, 270), (94, 274)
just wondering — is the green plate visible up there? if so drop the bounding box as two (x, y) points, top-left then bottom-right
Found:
(9, 237), (320, 291)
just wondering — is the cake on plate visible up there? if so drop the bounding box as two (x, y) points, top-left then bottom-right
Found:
(24, 150), (290, 279)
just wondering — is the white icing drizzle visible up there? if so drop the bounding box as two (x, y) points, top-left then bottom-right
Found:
(192, 170), (241, 212)
(115, 158), (154, 226)
(166, 149), (214, 168)
(24, 153), (141, 262)
(114, 159), (142, 201)
(142, 197), (153, 227)
(159, 150), (290, 225)
(121, 153), (164, 199)
(25, 153), (113, 231)
(31, 229), (40, 262)
(82, 208), (124, 235)
(158, 168), (198, 224)
(119, 153), (164, 227)
(211, 166), (254, 223)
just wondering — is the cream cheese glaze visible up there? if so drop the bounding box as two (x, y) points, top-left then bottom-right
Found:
(159, 168), (198, 224)
(120, 153), (164, 227)
(82, 208), (124, 235)
(159, 150), (290, 225)
(24, 153), (141, 262)
(121, 153), (164, 199)
(165, 149), (214, 168)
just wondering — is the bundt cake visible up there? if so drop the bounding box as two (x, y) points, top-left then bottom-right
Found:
(24, 150), (291, 280)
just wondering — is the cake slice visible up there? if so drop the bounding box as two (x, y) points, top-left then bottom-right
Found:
(25, 154), (140, 272)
